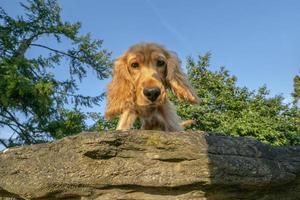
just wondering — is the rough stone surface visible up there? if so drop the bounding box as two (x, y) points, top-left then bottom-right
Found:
(0, 131), (300, 200)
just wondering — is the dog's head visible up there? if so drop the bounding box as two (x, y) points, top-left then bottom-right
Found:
(105, 43), (199, 119)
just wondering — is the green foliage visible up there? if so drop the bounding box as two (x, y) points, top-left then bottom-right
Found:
(0, 0), (111, 147)
(89, 113), (141, 132)
(88, 113), (118, 131)
(292, 75), (300, 106)
(45, 109), (87, 139)
(174, 54), (300, 146)
(94, 53), (299, 146)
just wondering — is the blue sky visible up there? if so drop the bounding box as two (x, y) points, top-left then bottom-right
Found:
(1, 0), (300, 147)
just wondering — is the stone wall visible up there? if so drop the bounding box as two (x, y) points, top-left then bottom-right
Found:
(0, 131), (299, 199)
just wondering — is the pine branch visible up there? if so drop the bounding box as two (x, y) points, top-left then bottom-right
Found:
(0, 110), (36, 144)
(0, 138), (8, 148)
(30, 43), (82, 62)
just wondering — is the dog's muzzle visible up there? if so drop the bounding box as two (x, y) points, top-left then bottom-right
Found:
(143, 87), (161, 102)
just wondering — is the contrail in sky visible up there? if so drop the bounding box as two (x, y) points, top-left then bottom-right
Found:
(145, 0), (193, 53)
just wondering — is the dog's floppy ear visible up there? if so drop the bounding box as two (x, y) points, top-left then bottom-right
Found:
(105, 56), (134, 119)
(166, 52), (199, 104)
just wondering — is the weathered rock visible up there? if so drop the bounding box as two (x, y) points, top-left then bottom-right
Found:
(0, 131), (299, 200)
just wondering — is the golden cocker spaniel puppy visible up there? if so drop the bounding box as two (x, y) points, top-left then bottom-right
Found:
(105, 43), (199, 131)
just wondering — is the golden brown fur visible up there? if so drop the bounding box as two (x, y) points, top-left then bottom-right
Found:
(105, 43), (199, 131)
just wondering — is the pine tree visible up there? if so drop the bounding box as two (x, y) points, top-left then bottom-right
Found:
(0, 0), (112, 147)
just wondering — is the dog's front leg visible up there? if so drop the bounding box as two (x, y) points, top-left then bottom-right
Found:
(117, 110), (137, 131)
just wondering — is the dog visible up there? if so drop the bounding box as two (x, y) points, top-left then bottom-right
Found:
(105, 43), (199, 131)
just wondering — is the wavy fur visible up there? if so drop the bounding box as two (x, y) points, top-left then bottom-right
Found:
(105, 43), (199, 131)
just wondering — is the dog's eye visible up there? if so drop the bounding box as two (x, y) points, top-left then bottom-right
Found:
(157, 60), (165, 67)
(131, 62), (139, 68)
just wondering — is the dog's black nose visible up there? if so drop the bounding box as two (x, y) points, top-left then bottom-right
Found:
(143, 87), (161, 102)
